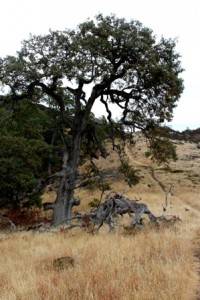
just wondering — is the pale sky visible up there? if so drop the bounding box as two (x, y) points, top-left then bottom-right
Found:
(0, 0), (199, 131)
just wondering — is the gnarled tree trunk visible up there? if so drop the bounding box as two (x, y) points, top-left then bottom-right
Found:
(52, 130), (82, 227)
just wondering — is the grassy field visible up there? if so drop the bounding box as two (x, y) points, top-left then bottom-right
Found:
(0, 207), (199, 300)
(1, 135), (200, 299)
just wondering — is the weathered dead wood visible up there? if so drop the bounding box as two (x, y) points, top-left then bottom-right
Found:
(71, 186), (176, 232)
(0, 214), (16, 231)
(161, 215), (182, 224)
(69, 194), (162, 232)
(164, 184), (174, 209)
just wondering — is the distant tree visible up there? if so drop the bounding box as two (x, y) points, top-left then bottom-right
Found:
(0, 14), (184, 226)
(0, 100), (51, 207)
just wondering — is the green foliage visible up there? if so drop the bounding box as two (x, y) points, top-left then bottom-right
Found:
(145, 138), (177, 164)
(88, 198), (101, 208)
(118, 161), (140, 187)
(82, 162), (111, 193)
(144, 126), (178, 164)
(26, 192), (43, 208)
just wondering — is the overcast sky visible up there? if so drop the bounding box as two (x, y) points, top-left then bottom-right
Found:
(0, 0), (199, 131)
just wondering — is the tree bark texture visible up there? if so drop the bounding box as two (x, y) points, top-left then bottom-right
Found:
(52, 129), (83, 226)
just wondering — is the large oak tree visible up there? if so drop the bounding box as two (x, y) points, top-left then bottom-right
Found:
(0, 14), (184, 226)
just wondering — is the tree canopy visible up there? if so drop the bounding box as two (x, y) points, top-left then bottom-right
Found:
(0, 14), (184, 225)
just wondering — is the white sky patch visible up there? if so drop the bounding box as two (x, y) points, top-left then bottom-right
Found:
(0, 0), (199, 131)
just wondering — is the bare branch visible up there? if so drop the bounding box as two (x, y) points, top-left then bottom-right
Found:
(164, 184), (174, 208)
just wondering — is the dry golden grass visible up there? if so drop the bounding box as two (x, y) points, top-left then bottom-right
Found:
(1, 189), (200, 299)
(0, 219), (199, 300)
(1, 134), (200, 299)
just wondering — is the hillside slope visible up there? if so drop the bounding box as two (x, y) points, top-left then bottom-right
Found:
(42, 132), (200, 217)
